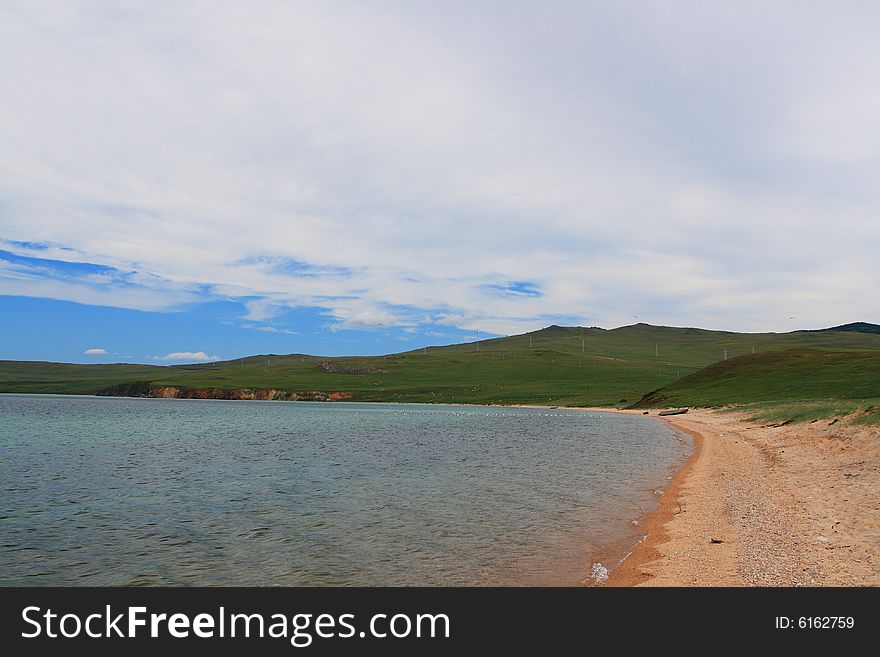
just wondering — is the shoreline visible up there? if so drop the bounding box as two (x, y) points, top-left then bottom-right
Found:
(602, 408), (879, 586)
(603, 418), (703, 586)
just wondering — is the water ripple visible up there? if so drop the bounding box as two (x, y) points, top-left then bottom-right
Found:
(0, 395), (689, 586)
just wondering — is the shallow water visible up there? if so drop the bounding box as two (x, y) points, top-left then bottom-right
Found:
(0, 395), (690, 586)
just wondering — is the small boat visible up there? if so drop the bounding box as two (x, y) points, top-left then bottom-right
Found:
(658, 408), (689, 416)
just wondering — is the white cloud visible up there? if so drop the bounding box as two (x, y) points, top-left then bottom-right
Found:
(84, 348), (107, 355)
(150, 351), (220, 362)
(261, 327), (298, 335)
(0, 1), (878, 334)
(243, 298), (284, 322)
(0, 246), (200, 311)
(328, 307), (403, 332)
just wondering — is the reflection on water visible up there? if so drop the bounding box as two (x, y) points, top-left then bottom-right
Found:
(0, 395), (690, 586)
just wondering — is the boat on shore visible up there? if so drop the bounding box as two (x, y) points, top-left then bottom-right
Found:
(658, 408), (689, 416)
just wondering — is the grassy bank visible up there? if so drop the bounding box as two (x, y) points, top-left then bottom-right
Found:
(723, 398), (880, 426)
(633, 348), (880, 424)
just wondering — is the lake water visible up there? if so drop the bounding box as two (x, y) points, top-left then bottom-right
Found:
(0, 394), (691, 586)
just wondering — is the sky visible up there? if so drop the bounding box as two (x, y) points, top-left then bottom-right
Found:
(1, 1), (879, 364)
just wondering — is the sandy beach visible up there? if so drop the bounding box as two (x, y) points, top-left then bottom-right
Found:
(605, 408), (879, 586)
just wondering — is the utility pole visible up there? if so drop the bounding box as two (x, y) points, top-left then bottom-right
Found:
(723, 348), (728, 360)
(582, 337), (585, 354)
(752, 346), (756, 354)
(529, 335), (532, 349)
(655, 342), (659, 358)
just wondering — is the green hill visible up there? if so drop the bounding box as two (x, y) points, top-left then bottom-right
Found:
(2, 323), (880, 408)
(810, 322), (880, 335)
(633, 349), (880, 407)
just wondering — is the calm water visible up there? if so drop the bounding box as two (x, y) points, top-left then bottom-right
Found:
(0, 394), (690, 586)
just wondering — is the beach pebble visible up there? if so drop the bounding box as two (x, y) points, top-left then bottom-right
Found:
(590, 562), (609, 584)
(710, 537), (724, 544)
(817, 535), (829, 543)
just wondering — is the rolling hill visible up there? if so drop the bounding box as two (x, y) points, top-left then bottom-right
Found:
(2, 322), (880, 408)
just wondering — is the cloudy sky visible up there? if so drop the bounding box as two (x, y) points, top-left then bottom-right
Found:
(1, 1), (878, 363)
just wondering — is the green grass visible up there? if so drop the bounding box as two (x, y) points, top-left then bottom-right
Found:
(633, 348), (880, 408)
(2, 323), (880, 407)
(723, 399), (880, 426)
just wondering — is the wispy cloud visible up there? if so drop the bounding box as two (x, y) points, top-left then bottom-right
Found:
(254, 325), (299, 335)
(328, 307), (403, 332)
(84, 347), (107, 355)
(0, 247), (198, 311)
(484, 281), (543, 299)
(150, 351), (220, 362)
(0, 1), (878, 335)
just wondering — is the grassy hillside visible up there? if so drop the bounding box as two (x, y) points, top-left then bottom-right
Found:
(2, 323), (880, 408)
(633, 349), (880, 408)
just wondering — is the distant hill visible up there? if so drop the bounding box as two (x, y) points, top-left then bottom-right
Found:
(809, 322), (880, 335)
(2, 322), (880, 407)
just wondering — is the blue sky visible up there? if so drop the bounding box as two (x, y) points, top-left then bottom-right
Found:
(0, 295), (486, 362)
(1, 1), (878, 363)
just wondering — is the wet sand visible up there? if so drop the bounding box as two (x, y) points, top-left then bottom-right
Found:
(604, 409), (880, 586)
